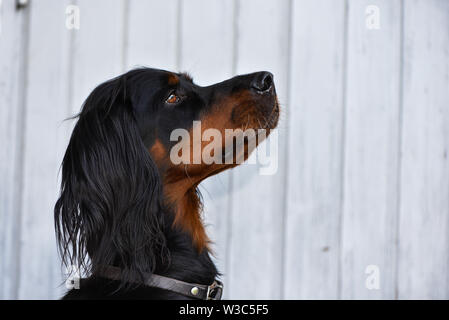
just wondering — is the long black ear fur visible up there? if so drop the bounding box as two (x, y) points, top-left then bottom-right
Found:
(54, 75), (168, 286)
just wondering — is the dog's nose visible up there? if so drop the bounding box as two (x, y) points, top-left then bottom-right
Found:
(251, 71), (273, 93)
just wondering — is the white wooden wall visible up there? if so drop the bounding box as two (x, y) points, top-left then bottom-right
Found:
(1, 0), (448, 299)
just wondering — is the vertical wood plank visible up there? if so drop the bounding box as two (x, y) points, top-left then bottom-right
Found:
(398, 0), (449, 299)
(178, 0), (235, 298)
(0, 0), (28, 299)
(71, 0), (126, 114)
(17, 0), (72, 299)
(179, 0), (235, 85)
(284, 0), (346, 299)
(340, 0), (402, 299)
(126, 0), (178, 71)
(227, 0), (290, 299)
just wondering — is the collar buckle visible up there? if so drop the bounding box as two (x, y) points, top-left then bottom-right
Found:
(206, 280), (223, 300)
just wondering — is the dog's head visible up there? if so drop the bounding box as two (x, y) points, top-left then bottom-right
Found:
(129, 69), (279, 175)
(55, 68), (279, 282)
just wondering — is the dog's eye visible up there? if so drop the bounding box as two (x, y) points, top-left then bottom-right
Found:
(166, 93), (180, 104)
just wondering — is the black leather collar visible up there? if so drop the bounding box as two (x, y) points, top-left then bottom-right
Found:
(98, 265), (223, 300)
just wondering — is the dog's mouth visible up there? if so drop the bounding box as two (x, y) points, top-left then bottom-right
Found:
(220, 100), (279, 165)
(242, 97), (279, 133)
(259, 98), (280, 131)
(230, 87), (279, 128)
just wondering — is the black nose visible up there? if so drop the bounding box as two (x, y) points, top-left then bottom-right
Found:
(251, 71), (273, 93)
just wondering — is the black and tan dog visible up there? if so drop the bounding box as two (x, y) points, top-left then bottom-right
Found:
(55, 68), (279, 299)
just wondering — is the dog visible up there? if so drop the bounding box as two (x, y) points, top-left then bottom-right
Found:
(54, 68), (279, 299)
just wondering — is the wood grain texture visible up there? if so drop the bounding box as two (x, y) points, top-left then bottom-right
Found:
(284, 0), (346, 299)
(17, 0), (72, 299)
(0, 0), (28, 300)
(178, 0), (235, 298)
(226, 0), (290, 299)
(71, 0), (126, 114)
(340, 0), (402, 299)
(126, 0), (178, 71)
(397, 0), (449, 299)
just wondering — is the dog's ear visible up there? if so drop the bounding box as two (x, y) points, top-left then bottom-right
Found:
(55, 75), (168, 285)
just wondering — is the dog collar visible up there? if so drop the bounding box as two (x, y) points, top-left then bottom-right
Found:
(98, 265), (223, 300)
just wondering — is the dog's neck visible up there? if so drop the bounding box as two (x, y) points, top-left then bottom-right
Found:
(115, 161), (218, 286)
(76, 213), (218, 299)
(156, 211), (218, 285)
(161, 165), (212, 251)
(156, 182), (218, 286)
(91, 206), (218, 289)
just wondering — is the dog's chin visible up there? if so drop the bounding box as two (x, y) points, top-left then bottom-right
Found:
(261, 98), (280, 131)
(253, 95), (280, 131)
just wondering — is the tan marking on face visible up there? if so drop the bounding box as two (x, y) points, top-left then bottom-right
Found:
(167, 73), (179, 86)
(149, 138), (167, 165)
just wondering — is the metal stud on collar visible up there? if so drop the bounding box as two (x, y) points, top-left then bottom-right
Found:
(191, 287), (199, 296)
